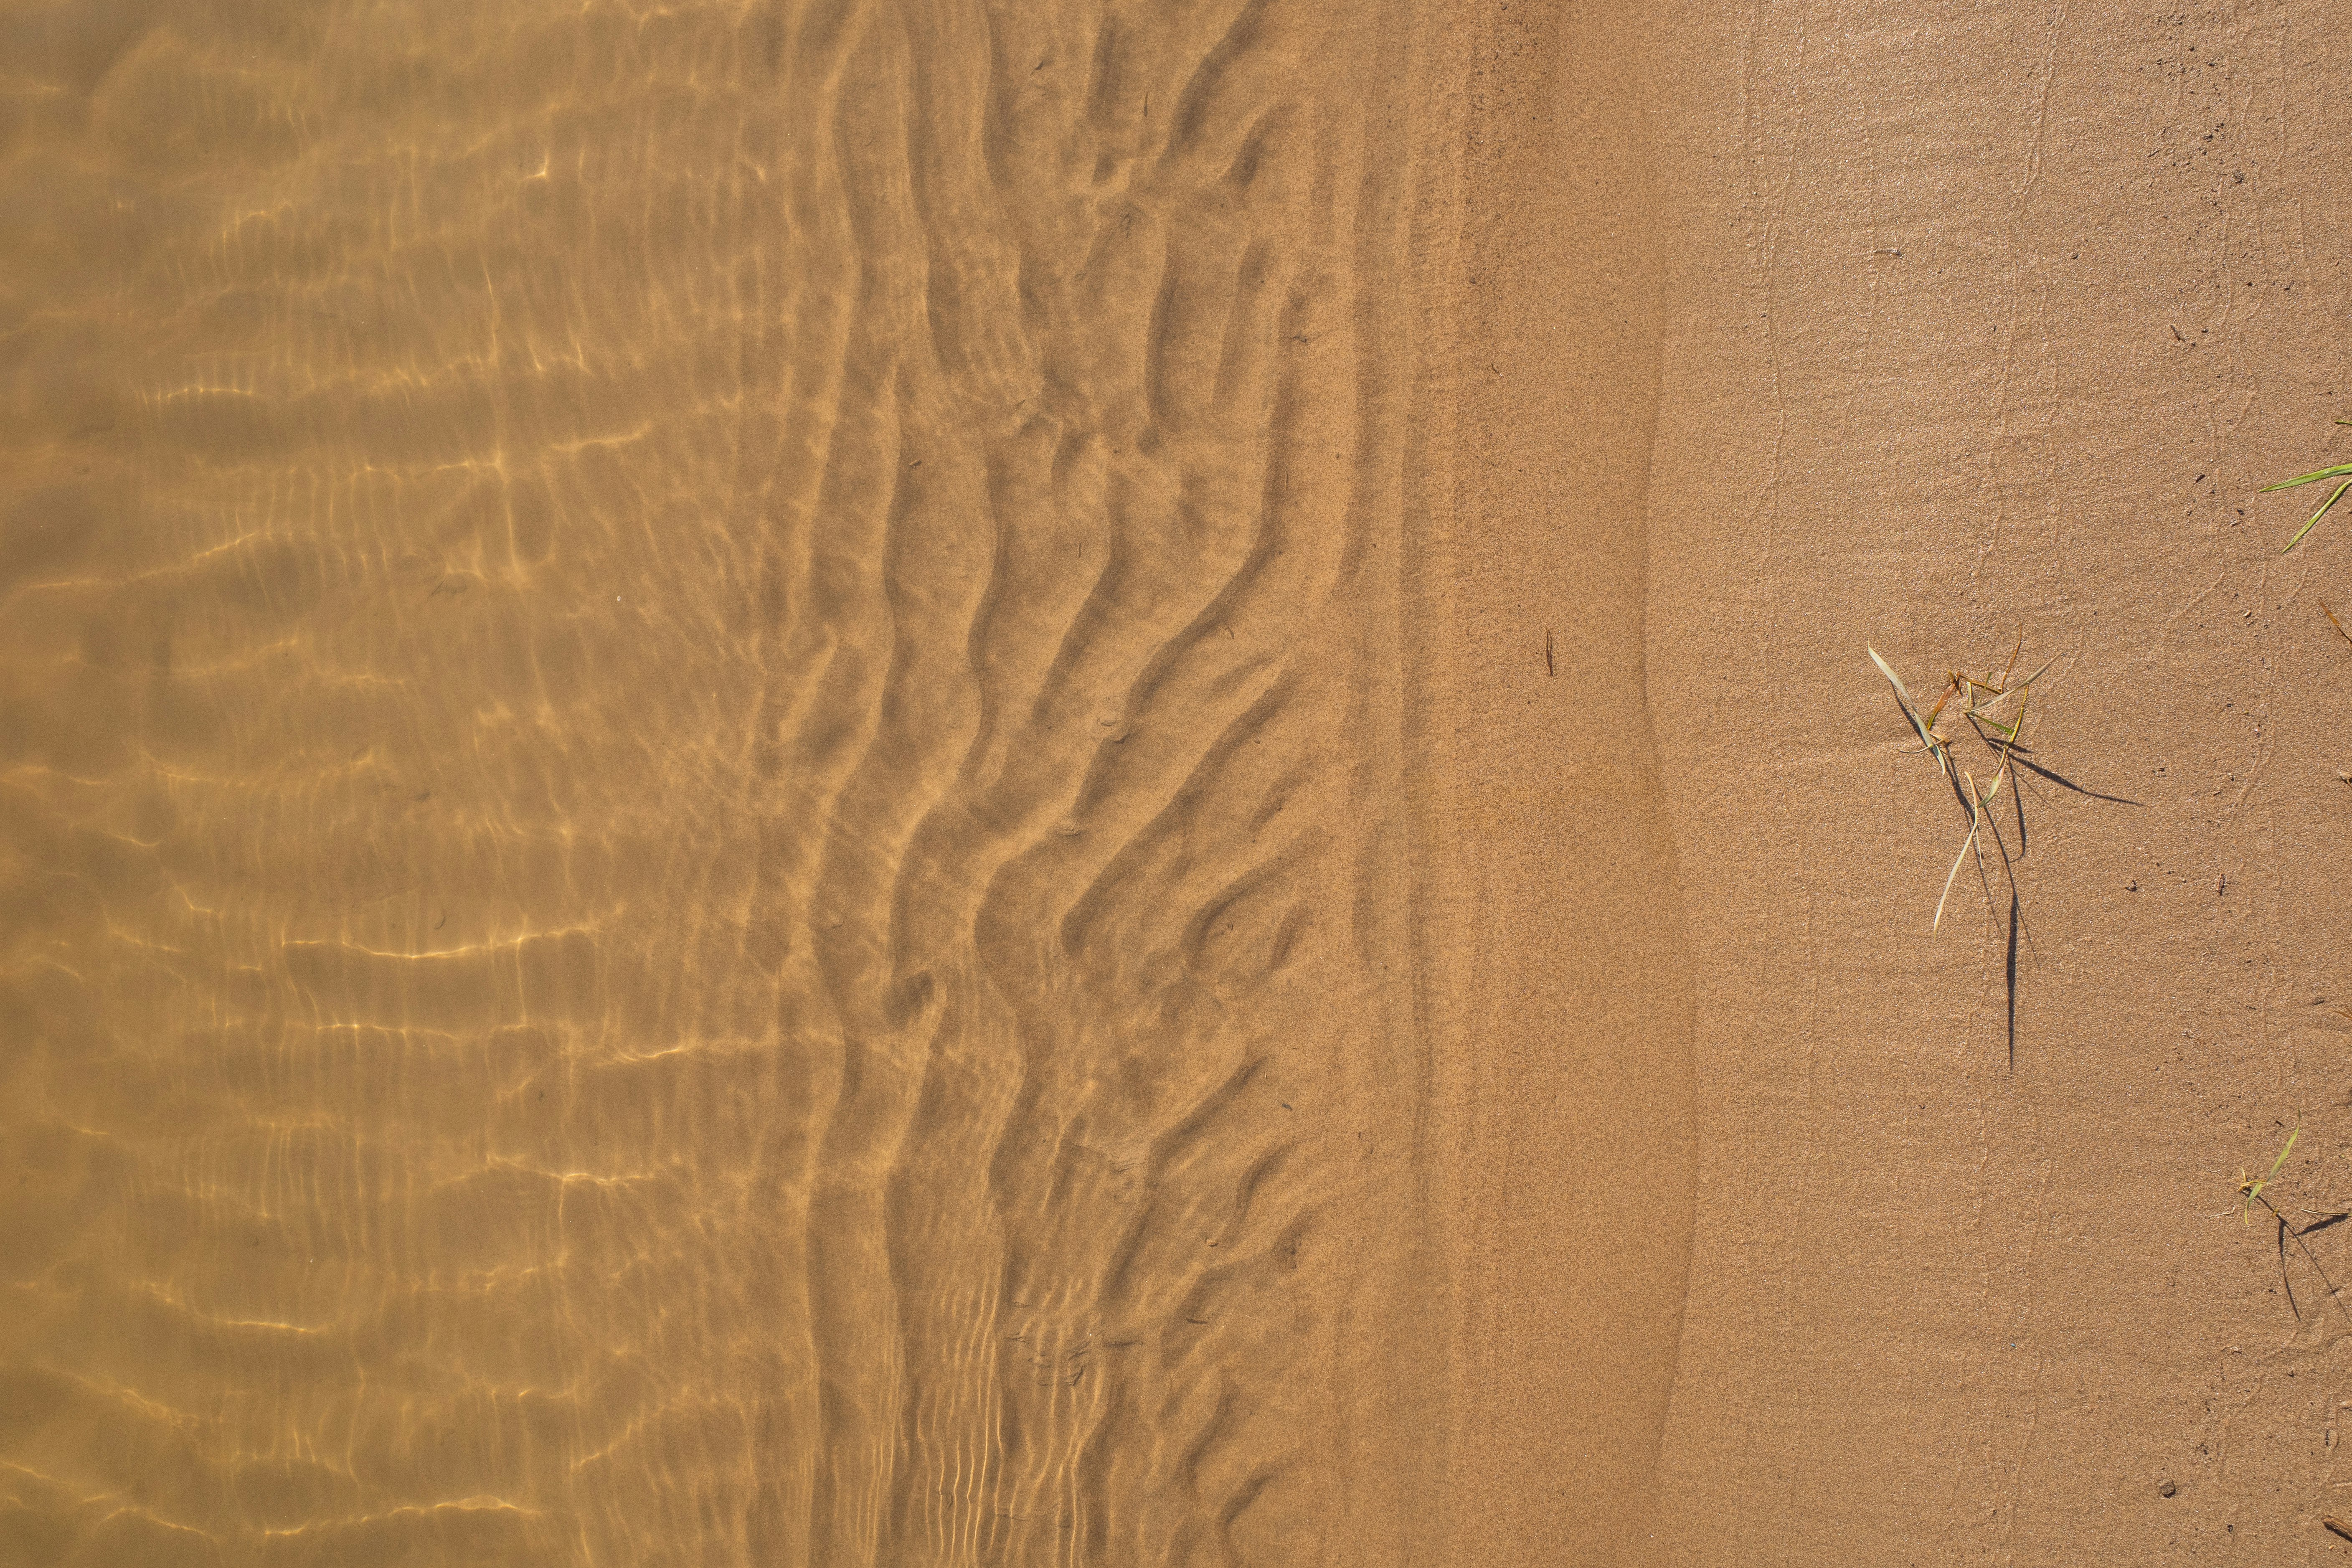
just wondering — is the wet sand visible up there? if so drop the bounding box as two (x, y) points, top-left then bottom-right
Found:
(2, 1), (1461, 1562)
(1432, 4), (1695, 1563)
(11, 0), (2352, 1564)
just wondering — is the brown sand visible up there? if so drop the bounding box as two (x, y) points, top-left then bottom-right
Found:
(1640, 4), (2352, 1561)
(10, 0), (2352, 1563)
(1, 1), (1454, 1563)
(1430, 4), (1696, 1564)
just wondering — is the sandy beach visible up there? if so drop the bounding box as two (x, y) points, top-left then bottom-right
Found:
(7, 0), (2352, 1563)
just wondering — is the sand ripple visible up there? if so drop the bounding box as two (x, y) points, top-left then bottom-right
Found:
(0, 0), (1447, 1562)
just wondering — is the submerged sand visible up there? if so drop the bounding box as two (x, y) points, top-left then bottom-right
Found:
(7, 0), (2352, 1563)
(2, 2), (1454, 1561)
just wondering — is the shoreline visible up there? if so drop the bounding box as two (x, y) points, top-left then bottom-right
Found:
(1418, 2), (1697, 1560)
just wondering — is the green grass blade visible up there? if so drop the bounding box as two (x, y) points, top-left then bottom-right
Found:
(2261, 462), (2352, 493)
(2244, 1126), (2301, 1223)
(2282, 478), (2352, 555)
(2264, 1127), (2300, 1186)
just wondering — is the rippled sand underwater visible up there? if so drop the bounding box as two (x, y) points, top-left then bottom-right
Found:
(0, 0), (1446, 1563)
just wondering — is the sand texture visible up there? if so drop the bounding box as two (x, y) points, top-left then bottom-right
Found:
(8, 0), (2352, 1564)
(1639, 3), (2352, 1561)
(0, 1), (1453, 1561)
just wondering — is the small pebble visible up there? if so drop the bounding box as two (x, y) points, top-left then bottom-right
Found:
(2158, 1479), (2177, 1499)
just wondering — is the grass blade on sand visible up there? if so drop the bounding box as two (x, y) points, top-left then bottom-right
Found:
(2262, 428), (2352, 553)
(2260, 462), (2352, 494)
(1933, 782), (1981, 931)
(2242, 1127), (2299, 1226)
(2235, 1127), (2352, 1323)
(2280, 477), (2352, 556)
(1869, 646), (1950, 778)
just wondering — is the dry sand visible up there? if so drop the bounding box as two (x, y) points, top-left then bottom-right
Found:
(8, 0), (2352, 1564)
(1641, 4), (2352, 1562)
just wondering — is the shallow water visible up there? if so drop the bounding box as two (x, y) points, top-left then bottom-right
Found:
(0, 2), (1446, 1562)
